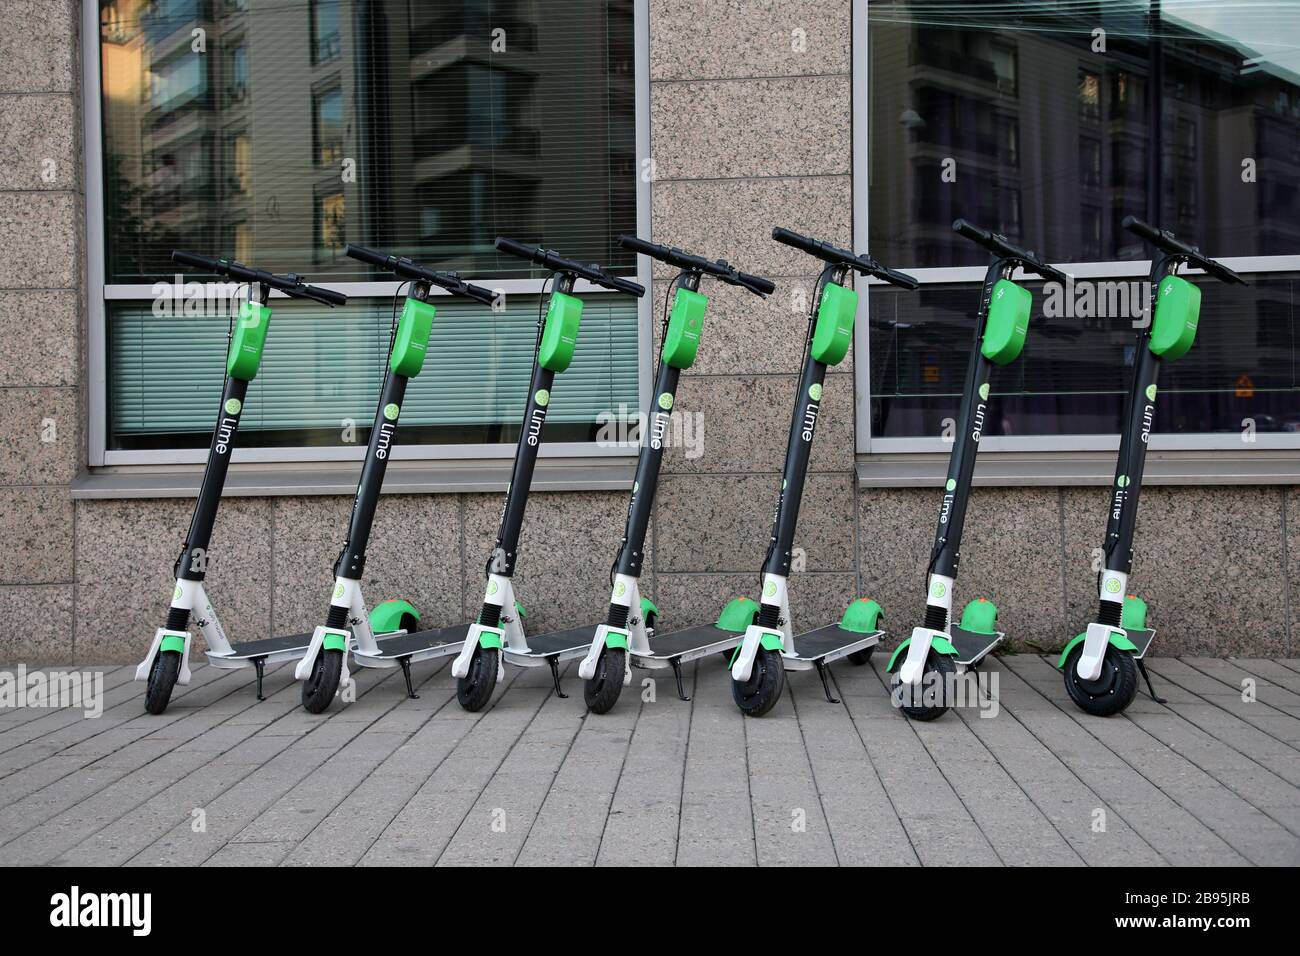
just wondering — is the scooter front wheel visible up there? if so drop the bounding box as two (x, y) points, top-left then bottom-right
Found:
(144, 650), (181, 715)
(1063, 642), (1138, 716)
(583, 647), (626, 714)
(892, 651), (955, 721)
(731, 647), (785, 717)
(302, 648), (343, 713)
(457, 646), (499, 712)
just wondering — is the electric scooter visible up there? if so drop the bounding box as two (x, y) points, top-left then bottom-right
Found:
(285, 244), (496, 713)
(1058, 216), (1245, 716)
(885, 219), (1068, 721)
(726, 227), (920, 717)
(137, 251), (347, 714)
(574, 234), (775, 714)
(363, 238), (645, 711)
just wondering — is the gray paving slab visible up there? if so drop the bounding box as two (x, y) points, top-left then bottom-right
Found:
(0, 657), (1295, 866)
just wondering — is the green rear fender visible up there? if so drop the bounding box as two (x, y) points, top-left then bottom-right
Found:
(958, 598), (998, 634)
(716, 597), (759, 633)
(885, 634), (958, 673)
(1056, 629), (1138, 668)
(840, 598), (883, 633)
(639, 596), (659, 622)
(1120, 594), (1147, 630)
(370, 599), (420, 634)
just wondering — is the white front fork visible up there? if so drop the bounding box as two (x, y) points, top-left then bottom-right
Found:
(898, 573), (954, 687)
(292, 576), (356, 697)
(135, 578), (220, 685)
(1078, 569), (1128, 681)
(733, 573), (793, 683)
(451, 574), (519, 681)
(577, 574), (644, 684)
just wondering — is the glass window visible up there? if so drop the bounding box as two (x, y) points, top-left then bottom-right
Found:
(864, 0), (1300, 445)
(95, 0), (641, 457)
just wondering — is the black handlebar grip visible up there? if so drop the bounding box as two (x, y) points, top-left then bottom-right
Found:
(951, 219), (991, 245)
(1120, 216), (1162, 244)
(305, 285), (348, 307)
(343, 244), (393, 269)
(616, 234), (661, 258)
(742, 273), (777, 295)
(880, 267), (920, 291)
(604, 274), (646, 297)
(771, 227), (822, 256)
(494, 236), (538, 263)
(463, 282), (499, 306)
(171, 249), (221, 272)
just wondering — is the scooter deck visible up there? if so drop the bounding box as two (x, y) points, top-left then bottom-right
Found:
(207, 632), (314, 663)
(503, 625), (594, 664)
(356, 623), (467, 662)
(1125, 627), (1155, 659)
(633, 624), (742, 666)
(783, 623), (882, 669)
(947, 625), (1004, 666)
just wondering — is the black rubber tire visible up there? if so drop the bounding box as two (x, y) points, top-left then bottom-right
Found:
(731, 646), (786, 717)
(1063, 642), (1139, 716)
(892, 650), (956, 721)
(144, 650), (181, 715)
(457, 646), (499, 712)
(301, 648), (343, 714)
(847, 646), (875, 665)
(584, 647), (626, 714)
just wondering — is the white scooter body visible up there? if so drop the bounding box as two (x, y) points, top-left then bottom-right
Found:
(897, 573), (955, 687)
(577, 573), (645, 684)
(1077, 569), (1129, 681)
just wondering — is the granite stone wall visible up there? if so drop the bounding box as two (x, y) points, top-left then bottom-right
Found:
(0, 1), (1294, 665)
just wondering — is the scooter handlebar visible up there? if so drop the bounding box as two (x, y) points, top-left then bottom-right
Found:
(951, 219), (1069, 285)
(494, 237), (646, 297)
(344, 244), (499, 304)
(1121, 216), (1247, 286)
(771, 227), (919, 290)
(170, 250), (348, 307)
(616, 234), (776, 297)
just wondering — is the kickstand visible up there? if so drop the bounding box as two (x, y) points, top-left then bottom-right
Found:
(399, 658), (419, 699)
(670, 658), (691, 701)
(547, 657), (569, 699)
(253, 658), (265, 701)
(815, 661), (840, 704)
(1136, 658), (1167, 704)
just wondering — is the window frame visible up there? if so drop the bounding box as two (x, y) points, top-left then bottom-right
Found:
(850, 3), (1300, 464)
(82, 0), (654, 469)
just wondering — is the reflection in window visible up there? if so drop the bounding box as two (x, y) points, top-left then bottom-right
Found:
(311, 0), (342, 64)
(1078, 69), (1100, 121)
(314, 87), (343, 166)
(316, 190), (346, 260)
(226, 42), (247, 104)
(228, 130), (250, 195)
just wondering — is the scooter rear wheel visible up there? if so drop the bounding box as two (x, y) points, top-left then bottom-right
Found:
(302, 648), (343, 713)
(892, 651), (955, 721)
(847, 646), (875, 665)
(583, 647), (626, 714)
(457, 646), (499, 712)
(144, 650), (181, 715)
(1063, 642), (1138, 716)
(731, 647), (785, 717)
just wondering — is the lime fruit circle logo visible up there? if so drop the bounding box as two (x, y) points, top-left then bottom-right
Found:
(809, 383), (823, 401)
(224, 398), (242, 415)
(658, 392), (673, 411)
(535, 389), (550, 407)
(1105, 578), (1122, 594)
(978, 383), (990, 401)
(334, 583), (345, 598)
(764, 581), (777, 597)
(930, 581), (947, 598)
(487, 581), (498, 596)
(945, 478), (957, 492)
(614, 582), (626, 597)
(383, 403), (400, 421)
(174, 585), (183, 601)
(1117, 475), (1130, 488)
(1145, 384), (1157, 402)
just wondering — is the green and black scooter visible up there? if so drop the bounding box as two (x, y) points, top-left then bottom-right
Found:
(287, 244), (497, 711)
(1059, 216), (1245, 715)
(137, 251), (347, 714)
(726, 227), (919, 716)
(361, 238), (645, 711)
(885, 219), (1068, 721)
(576, 233), (775, 713)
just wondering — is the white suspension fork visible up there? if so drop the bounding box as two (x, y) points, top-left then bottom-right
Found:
(1078, 569), (1128, 680)
(733, 573), (792, 683)
(452, 574), (517, 680)
(578, 574), (643, 683)
(899, 573), (954, 687)
(293, 576), (355, 696)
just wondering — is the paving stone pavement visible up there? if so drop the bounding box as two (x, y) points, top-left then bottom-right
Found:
(1, 655), (1298, 866)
